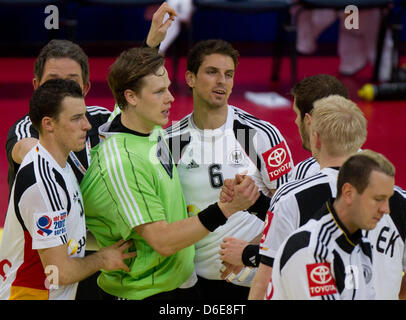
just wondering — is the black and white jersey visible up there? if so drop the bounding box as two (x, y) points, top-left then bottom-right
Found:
(260, 167), (339, 267)
(6, 106), (111, 192)
(364, 185), (406, 299)
(0, 143), (86, 300)
(288, 156), (320, 182)
(286, 156), (406, 299)
(270, 199), (375, 300)
(165, 105), (293, 285)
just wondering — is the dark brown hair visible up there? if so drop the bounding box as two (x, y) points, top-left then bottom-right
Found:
(29, 78), (83, 132)
(187, 39), (239, 75)
(34, 39), (89, 85)
(291, 74), (349, 119)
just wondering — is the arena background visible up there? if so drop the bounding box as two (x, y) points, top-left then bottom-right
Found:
(1, 1), (406, 241)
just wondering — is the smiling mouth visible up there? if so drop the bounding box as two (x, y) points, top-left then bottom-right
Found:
(213, 89), (226, 95)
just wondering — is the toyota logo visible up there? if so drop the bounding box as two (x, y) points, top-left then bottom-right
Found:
(267, 148), (286, 167)
(310, 265), (332, 284)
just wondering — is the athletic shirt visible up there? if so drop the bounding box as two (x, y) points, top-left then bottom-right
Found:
(0, 143), (86, 300)
(270, 199), (375, 300)
(80, 116), (195, 300)
(165, 105), (293, 284)
(287, 160), (406, 299)
(288, 156), (320, 182)
(260, 167), (339, 267)
(365, 186), (406, 299)
(6, 106), (111, 192)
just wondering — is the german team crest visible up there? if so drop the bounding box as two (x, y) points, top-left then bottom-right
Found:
(228, 149), (246, 167)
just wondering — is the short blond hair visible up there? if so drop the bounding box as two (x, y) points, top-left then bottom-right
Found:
(311, 95), (367, 157)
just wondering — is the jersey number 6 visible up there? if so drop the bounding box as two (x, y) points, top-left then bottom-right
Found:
(208, 164), (224, 189)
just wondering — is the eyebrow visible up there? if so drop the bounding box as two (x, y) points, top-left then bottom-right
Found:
(48, 73), (80, 78)
(205, 66), (234, 72)
(70, 112), (86, 118)
(154, 82), (171, 92)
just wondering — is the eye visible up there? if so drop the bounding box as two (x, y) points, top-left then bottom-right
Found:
(374, 197), (385, 203)
(155, 88), (166, 94)
(72, 114), (85, 121)
(225, 72), (234, 78)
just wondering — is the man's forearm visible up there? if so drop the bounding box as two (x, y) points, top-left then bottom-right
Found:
(248, 263), (273, 300)
(135, 203), (227, 257)
(39, 245), (104, 287)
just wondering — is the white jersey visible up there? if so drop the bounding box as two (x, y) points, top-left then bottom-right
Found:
(0, 143), (86, 300)
(270, 200), (375, 300)
(260, 167), (339, 266)
(288, 156), (320, 182)
(286, 161), (406, 299)
(165, 105), (293, 285)
(365, 186), (406, 299)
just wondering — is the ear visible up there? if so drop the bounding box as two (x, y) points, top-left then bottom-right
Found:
(41, 116), (55, 133)
(124, 89), (139, 107)
(304, 112), (312, 128)
(185, 71), (195, 89)
(313, 130), (322, 150)
(340, 182), (356, 205)
(82, 81), (91, 97)
(33, 77), (40, 90)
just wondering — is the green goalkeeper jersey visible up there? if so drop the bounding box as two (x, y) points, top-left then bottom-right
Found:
(80, 116), (195, 300)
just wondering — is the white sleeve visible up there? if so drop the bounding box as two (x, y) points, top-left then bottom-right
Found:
(19, 184), (68, 250)
(271, 240), (339, 300)
(288, 157), (321, 182)
(260, 199), (299, 261)
(254, 126), (294, 191)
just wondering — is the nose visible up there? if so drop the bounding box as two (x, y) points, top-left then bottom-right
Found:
(380, 199), (391, 215)
(167, 90), (175, 104)
(216, 72), (226, 84)
(83, 116), (92, 131)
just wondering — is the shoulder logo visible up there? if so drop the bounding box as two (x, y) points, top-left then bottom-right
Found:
(34, 211), (67, 239)
(306, 262), (337, 297)
(262, 141), (292, 181)
(267, 147), (286, 167)
(36, 215), (53, 236)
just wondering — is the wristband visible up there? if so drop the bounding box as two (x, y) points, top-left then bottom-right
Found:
(242, 244), (260, 267)
(198, 203), (227, 232)
(247, 192), (270, 221)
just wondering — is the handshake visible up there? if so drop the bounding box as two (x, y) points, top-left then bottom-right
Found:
(217, 173), (260, 218)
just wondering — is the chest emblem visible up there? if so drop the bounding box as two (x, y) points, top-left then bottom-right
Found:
(228, 149), (246, 167)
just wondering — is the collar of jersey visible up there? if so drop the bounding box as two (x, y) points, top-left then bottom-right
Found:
(326, 199), (363, 253)
(36, 142), (68, 171)
(188, 105), (233, 141)
(98, 115), (163, 141)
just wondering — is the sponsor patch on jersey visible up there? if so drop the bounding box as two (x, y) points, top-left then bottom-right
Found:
(34, 210), (67, 239)
(262, 141), (292, 182)
(306, 262), (337, 297)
